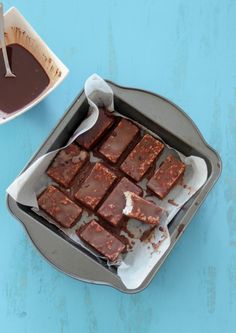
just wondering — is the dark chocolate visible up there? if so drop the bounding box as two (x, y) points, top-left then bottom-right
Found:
(0, 44), (49, 114)
(47, 144), (89, 187)
(98, 177), (142, 226)
(76, 108), (115, 149)
(74, 162), (117, 209)
(147, 154), (186, 199)
(38, 185), (82, 228)
(99, 118), (139, 163)
(120, 134), (164, 181)
(77, 220), (125, 261)
(123, 191), (162, 225)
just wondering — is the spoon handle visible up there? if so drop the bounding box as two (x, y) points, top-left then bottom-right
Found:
(0, 3), (15, 77)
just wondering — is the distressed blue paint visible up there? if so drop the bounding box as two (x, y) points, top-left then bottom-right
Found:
(0, 0), (235, 332)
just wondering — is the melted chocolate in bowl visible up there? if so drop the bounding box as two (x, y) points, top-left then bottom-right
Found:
(0, 43), (50, 114)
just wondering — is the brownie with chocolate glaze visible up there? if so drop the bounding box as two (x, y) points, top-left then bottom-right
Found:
(123, 191), (162, 225)
(76, 108), (115, 150)
(98, 177), (142, 226)
(99, 118), (139, 163)
(74, 162), (117, 210)
(77, 219), (125, 261)
(147, 154), (186, 199)
(38, 185), (82, 228)
(120, 134), (164, 181)
(47, 144), (89, 188)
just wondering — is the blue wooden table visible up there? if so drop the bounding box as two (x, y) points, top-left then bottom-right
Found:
(0, 0), (235, 332)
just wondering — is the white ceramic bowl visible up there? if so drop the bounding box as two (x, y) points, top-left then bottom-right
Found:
(0, 7), (69, 125)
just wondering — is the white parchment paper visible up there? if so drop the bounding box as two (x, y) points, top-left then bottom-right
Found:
(7, 74), (208, 290)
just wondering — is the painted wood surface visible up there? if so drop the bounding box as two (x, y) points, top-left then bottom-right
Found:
(0, 0), (235, 332)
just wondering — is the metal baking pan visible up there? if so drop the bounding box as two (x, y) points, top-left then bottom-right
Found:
(6, 81), (222, 293)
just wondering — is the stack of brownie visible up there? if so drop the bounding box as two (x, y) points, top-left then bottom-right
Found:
(38, 108), (186, 262)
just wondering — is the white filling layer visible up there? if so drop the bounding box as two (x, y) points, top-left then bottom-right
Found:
(123, 191), (134, 215)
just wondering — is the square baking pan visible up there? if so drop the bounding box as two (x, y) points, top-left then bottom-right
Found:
(6, 81), (222, 293)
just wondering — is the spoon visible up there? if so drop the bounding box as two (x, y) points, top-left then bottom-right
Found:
(0, 3), (15, 77)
